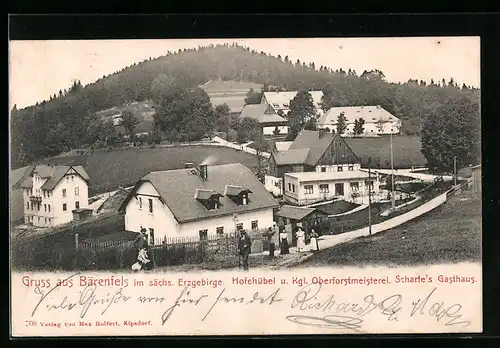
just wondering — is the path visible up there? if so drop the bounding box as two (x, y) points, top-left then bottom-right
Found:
(369, 168), (458, 182)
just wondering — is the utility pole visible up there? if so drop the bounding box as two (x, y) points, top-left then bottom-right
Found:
(368, 160), (372, 236)
(390, 129), (395, 211)
(453, 156), (457, 187)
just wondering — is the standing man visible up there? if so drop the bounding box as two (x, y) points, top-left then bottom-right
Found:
(265, 227), (276, 259)
(238, 229), (252, 271)
(134, 226), (148, 250)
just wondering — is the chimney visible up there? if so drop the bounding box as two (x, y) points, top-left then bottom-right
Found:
(199, 164), (208, 180)
(319, 128), (326, 139)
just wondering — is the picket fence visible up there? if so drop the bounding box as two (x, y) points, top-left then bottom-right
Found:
(11, 229), (268, 272)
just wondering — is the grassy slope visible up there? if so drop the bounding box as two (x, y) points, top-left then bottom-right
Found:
(301, 189), (481, 267)
(43, 145), (260, 195)
(345, 135), (426, 169)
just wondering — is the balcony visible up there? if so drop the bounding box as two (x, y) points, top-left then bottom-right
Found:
(29, 196), (42, 203)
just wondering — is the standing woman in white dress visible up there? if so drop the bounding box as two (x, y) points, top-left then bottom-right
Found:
(310, 229), (319, 252)
(296, 227), (306, 252)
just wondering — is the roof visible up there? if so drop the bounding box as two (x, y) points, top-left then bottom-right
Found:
(263, 91), (324, 110)
(19, 165), (90, 190)
(274, 141), (293, 152)
(119, 163), (278, 223)
(194, 189), (221, 200)
(318, 105), (399, 125)
(288, 130), (336, 166)
(224, 185), (252, 196)
(272, 149), (310, 165)
(239, 104), (287, 124)
(286, 170), (371, 182)
(276, 205), (328, 221)
(200, 80), (263, 92)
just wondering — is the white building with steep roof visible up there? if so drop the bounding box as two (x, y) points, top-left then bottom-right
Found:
(260, 91), (324, 117)
(19, 165), (91, 227)
(318, 105), (401, 135)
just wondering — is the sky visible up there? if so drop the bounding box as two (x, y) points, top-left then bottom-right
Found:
(9, 37), (480, 109)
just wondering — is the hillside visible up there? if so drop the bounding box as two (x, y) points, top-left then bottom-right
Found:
(10, 43), (480, 168)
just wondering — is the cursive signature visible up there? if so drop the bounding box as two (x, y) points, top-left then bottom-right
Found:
(286, 315), (363, 332)
(410, 287), (471, 327)
(291, 283), (402, 323)
(31, 272), (80, 317)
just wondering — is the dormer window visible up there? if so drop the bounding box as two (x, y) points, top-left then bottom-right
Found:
(195, 189), (222, 211)
(273, 103), (280, 108)
(224, 185), (252, 206)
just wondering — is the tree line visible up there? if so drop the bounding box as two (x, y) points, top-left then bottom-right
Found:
(10, 43), (479, 172)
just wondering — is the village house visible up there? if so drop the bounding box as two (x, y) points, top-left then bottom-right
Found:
(260, 90), (324, 117)
(265, 129), (362, 196)
(19, 165), (90, 227)
(317, 105), (401, 135)
(118, 163), (279, 245)
(283, 170), (380, 206)
(239, 104), (289, 135)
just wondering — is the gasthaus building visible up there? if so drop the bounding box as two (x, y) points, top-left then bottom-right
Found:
(119, 163), (279, 245)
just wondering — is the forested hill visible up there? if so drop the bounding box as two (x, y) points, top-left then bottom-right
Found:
(10, 43), (479, 168)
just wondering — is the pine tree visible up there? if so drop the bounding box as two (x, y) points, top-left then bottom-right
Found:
(336, 112), (347, 135)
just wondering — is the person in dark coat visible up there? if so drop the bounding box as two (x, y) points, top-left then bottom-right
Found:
(238, 230), (252, 271)
(134, 227), (148, 251)
(265, 227), (276, 259)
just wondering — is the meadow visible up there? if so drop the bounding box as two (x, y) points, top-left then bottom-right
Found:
(300, 189), (481, 267)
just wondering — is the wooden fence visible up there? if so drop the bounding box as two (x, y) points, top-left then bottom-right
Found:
(11, 229), (267, 272)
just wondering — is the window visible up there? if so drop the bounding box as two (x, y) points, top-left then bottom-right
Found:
(199, 229), (208, 241)
(350, 182), (360, 191)
(38, 217), (40, 222)
(304, 185), (314, 194)
(45, 218), (47, 224)
(292, 184), (296, 193)
(216, 226), (224, 235)
(43, 191), (46, 198)
(321, 166), (326, 172)
(319, 184), (329, 193)
(44, 204), (47, 212)
(273, 103), (280, 108)
(149, 228), (155, 245)
(138, 197), (143, 209)
(37, 203), (41, 211)
(335, 183), (345, 196)
(26, 202), (29, 209)
(62, 189), (67, 197)
(242, 195), (248, 205)
(348, 165), (354, 171)
(337, 166), (343, 172)
(75, 187), (79, 196)
(288, 183), (292, 191)
(71, 175), (74, 181)
(251, 220), (258, 230)
(75, 201), (80, 209)
(236, 223), (243, 231)
(48, 204), (51, 212)
(30, 202), (34, 210)
(63, 203), (67, 211)
(365, 179), (374, 189)
(283, 103), (289, 108)
(148, 199), (153, 213)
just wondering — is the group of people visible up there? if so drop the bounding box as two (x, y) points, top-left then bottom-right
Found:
(132, 225), (320, 272)
(264, 226), (320, 257)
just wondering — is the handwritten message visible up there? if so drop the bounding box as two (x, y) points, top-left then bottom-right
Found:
(11, 263), (482, 336)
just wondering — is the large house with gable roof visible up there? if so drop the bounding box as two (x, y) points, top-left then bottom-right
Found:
(19, 165), (91, 227)
(118, 163), (279, 244)
(260, 90), (324, 118)
(239, 104), (288, 135)
(317, 105), (401, 135)
(265, 129), (380, 204)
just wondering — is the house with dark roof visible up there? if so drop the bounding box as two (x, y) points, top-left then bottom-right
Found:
(239, 104), (288, 135)
(265, 129), (361, 196)
(118, 163), (279, 244)
(19, 165), (91, 227)
(261, 91), (324, 117)
(317, 105), (401, 135)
